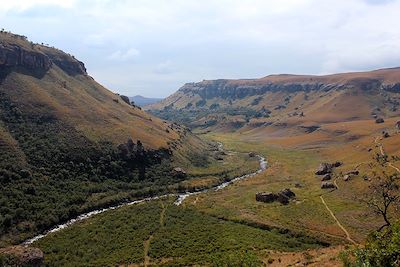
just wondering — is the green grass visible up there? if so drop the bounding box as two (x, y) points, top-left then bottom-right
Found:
(35, 198), (324, 267)
(186, 132), (371, 244)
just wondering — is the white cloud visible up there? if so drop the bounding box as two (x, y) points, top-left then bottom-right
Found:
(107, 48), (140, 61)
(1, 0), (400, 97)
(154, 60), (176, 75)
(0, 0), (76, 13)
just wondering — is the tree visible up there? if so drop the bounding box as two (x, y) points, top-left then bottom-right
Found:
(366, 171), (400, 231)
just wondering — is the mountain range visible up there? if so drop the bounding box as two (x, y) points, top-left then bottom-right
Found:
(129, 95), (162, 107)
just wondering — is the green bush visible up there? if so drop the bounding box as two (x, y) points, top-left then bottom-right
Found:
(343, 221), (400, 267)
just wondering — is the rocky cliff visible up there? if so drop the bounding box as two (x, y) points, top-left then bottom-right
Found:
(0, 32), (86, 76)
(0, 42), (51, 71)
(178, 70), (400, 101)
(148, 68), (400, 130)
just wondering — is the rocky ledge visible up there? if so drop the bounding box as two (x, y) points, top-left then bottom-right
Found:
(0, 43), (51, 71)
(0, 33), (86, 76)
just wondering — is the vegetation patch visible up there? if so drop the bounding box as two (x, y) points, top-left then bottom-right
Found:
(36, 198), (324, 266)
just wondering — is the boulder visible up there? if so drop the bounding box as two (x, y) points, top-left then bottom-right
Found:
(256, 189), (295, 205)
(120, 95), (131, 105)
(248, 152), (256, 158)
(346, 170), (359, 176)
(315, 161), (342, 175)
(256, 192), (277, 203)
(382, 131), (390, 138)
(332, 161), (343, 168)
(280, 188), (296, 199)
(0, 246), (44, 267)
(321, 174), (331, 181)
(396, 121), (400, 130)
(375, 118), (385, 124)
(277, 193), (290, 205)
(321, 182), (336, 189)
(343, 174), (351, 181)
(315, 163), (333, 175)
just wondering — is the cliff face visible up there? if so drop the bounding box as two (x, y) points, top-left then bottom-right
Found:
(178, 71), (400, 101)
(148, 68), (400, 130)
(0, 43), (52, 71)
(44, 48), (87, 76)
(0, 32), (86, 76)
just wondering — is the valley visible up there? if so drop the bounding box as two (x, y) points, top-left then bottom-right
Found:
(1, 31), (400, 267)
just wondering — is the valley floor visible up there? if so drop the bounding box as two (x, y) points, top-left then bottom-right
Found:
(30, 120), (400, 266)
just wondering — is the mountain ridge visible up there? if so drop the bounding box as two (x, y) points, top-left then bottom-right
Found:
(147, 67), (400, 131)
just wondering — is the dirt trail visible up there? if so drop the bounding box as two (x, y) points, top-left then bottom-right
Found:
(374, 136), (400, 173)
(159, 202), (166, 227)
(388, 162), (400, 173)
(320, 196), (356, 245)
(333, 179), (339, 189)
(143, 235), (153, 267)
(143, 202), (167, 267)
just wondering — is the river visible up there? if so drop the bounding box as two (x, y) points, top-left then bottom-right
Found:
(24, 146), (267, 245)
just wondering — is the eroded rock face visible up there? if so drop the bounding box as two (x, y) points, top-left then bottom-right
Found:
(0, 34), (87, 76)
(0, 43), (51, 71)
(47, 53), (86, 76)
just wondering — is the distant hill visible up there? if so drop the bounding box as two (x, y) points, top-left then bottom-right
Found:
(129, 95), (162, 107)
(147, 68), (400, 131)
(0, 31), (208, 246)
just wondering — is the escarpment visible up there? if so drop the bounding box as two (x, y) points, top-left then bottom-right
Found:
(0, 42), (52, 71)
(0, 32), (86, 76)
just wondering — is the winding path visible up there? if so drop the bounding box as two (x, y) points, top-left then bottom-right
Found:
(320, 196), (356, 245)
(374, 135), (400, 174)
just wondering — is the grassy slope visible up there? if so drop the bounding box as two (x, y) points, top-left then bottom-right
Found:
(1, 67), (178, 149)
(183, 132), (394, 244)
(0, 32), (212, 246)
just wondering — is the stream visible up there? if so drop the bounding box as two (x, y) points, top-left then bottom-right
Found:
(24, 144), (267, 245)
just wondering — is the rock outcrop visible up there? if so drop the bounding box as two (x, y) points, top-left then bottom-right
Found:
(120, 95), (131, 105)
(256, 192), (277, 203)
(315, 162), (342, 175)
(256, 188), (296, 205)
(46, 51), (86, 76)
(321, 174), (331, 181)
(321, 182), (336, 189)
(0, 33), (87, 76)
(0, 43), (51, 71)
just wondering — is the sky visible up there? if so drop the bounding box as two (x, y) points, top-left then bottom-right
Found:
(1, 0), (400, 97)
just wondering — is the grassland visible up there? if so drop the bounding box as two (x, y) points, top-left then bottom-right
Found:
(184, 132), (385, 244)
(35, 198), (325, 267)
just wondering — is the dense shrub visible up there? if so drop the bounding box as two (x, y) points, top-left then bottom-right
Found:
(342, 221), (400, 267)
(0, 91), (183, 245)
